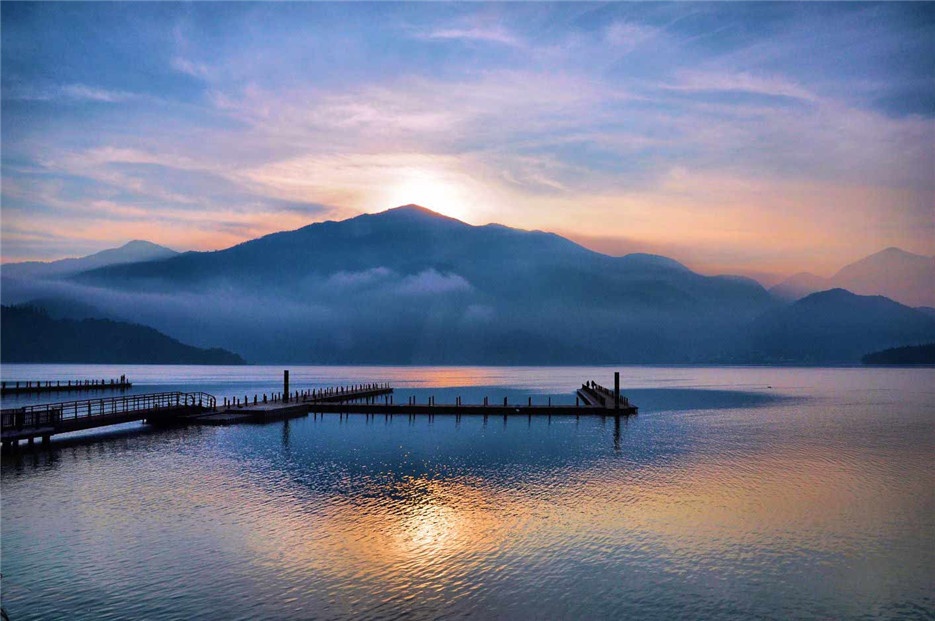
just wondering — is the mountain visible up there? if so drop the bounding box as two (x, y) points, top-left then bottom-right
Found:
(5, 207), (930, 364)
(831, 247), (934, 308)
(1, 305), (246, 365)
(862, 343), (935, 365)
(741, 289), (935, 363)
(770, 248), (935, 306)
(21, 296), (122, 321)
(2, 240), (178, 279)
(29, 204), (774, 363)
(769, 272), (828, 302)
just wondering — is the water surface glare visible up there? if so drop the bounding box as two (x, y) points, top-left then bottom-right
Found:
(2, 365), (933, 620)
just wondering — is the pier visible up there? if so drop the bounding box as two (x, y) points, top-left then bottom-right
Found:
(1, 391), (215, 448)
(1, 372), (637, 449)
(196, 372), (636, 425)
(1, 375), (132, 396)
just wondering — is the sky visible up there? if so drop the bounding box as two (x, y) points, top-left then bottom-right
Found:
(2, 2), (933, 281)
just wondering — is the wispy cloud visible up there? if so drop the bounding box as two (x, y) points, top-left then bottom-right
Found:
(6, 82), (140, 103)
(604, 21), (658, 53)
(424, 25), (522, 47)
(170, 56), (213, 80)
(2, 2), (932, 274)
(667, 70), (818, 102)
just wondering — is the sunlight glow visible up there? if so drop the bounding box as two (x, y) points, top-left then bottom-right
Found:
(379, 170), (478, 223)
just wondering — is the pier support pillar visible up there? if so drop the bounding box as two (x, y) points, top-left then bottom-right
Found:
(615, 371), (620, 412)
(283, 370), (290, 403)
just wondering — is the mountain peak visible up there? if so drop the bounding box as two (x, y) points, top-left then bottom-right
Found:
(871, 247), (926, 260)
(800, 287), (857, 303)
(2, 239), (179, 279)
(830, 246), (935, 307)
(381, 204), (448, 218)
(120, 240), (175, 252)
(365, 204), (469, 226)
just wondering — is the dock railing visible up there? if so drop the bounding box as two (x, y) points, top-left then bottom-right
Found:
(1, 391), (217, 431)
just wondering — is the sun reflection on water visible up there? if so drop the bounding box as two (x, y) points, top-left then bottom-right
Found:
(2, 367), (933, 620)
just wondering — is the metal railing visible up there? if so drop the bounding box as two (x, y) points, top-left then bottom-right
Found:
(1, 391), (216, 431)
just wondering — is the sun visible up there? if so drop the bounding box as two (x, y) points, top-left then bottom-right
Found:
(380, 171), (477, 223)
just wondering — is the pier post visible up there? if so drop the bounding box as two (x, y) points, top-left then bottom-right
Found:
(615, 371), (620, 412)
(283, 370), (290, 403)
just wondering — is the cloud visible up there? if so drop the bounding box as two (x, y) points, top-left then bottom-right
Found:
(5, 82), (140, 103)
(170, 56), (213, 80)
(2, 2), (932, 275)
(60, 84), (137, 103)
(425, 26), (522, 47)
(667, 70), (817, 102)
(398, 270), (473, 295)
(604, 21), (658, 53)
(326, 268), (394, 289)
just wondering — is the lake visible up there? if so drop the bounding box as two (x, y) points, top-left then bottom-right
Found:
(1, 365), (933, 620)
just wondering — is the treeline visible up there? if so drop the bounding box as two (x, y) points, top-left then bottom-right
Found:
(862, 343), (935, 365)
(1, 305), (246, 365)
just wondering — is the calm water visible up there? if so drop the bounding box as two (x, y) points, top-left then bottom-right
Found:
(1, 365), (933, 620)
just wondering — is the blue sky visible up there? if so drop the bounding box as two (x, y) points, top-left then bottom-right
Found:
(2, 2), (933, 279)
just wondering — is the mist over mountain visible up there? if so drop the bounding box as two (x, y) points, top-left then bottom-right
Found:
(2, 206), (932, 364)
(2, 240), (178, 279)
(740, 289), (935, 363)
(770, 248), (935, 307)
(832, 248), (935, 307)
(769, 272), (828, 302)
(1, 206), (774, 363)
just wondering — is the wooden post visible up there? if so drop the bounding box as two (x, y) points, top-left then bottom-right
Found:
(283, 370), (290, 403)
(615, 371), (620, 412)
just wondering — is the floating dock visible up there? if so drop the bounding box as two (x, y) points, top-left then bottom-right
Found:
(2, 376), (132, 396)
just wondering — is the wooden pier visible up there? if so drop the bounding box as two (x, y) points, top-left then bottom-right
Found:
(1, 372), (638, 448)
(199, 383), (395, 425)
(1, 391), (215, 448)
(195, 373), (636, 426)
(1, 375), (132, 396)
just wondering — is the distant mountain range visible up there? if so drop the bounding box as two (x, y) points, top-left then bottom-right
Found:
(2, 205), (933, 364)
(741, 289), (935, 363)
(2, 305), (245, 365)
(770, 247), (935, 307)
(2, 240), (177, 279)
